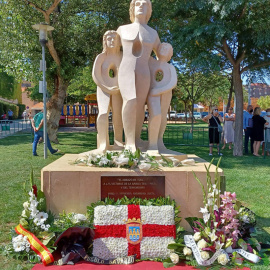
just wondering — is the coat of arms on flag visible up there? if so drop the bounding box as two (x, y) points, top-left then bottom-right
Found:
(93, 204), (176, 260)
(126, 218), (143, 245)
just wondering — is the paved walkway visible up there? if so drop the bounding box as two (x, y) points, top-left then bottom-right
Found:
(58, 126), (97, 133)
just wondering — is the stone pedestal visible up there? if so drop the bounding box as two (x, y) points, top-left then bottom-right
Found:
(41, 154), (223, 231)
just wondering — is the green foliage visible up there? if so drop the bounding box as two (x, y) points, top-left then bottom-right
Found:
(17, 104), (26, 118)
(0, 100), (19, 118)
(257, 96), (270, 110)
(0, 70), (21, 102)
(67, 66), (97, 103)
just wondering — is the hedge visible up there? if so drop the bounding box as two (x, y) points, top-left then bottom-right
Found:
(0, 100), (19, 119)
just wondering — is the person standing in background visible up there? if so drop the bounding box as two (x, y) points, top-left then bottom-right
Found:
(252, 107), (268, 156)
(262, 108), (270, 156)
(31, 110), (58, 156)
(222, 107), (235, 150)
(203, 106), (223, 156)
(243, 105), (254, 154)
(8, 109), (13, 121)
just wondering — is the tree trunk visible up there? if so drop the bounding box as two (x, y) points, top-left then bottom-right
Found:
(226, 79), (234, 113)
(47, 75), (68, 143)
(233, 65), (243, 156)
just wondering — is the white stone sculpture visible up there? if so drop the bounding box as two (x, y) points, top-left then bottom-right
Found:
(147, 42), (178, 154)
(117, 0), (161, 152)
(92, 30), (123, 152)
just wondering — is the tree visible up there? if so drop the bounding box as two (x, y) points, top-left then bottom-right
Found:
(67, 66), (97, 104)
(0, 0), (130, 142)
(257, 96), (270, 110)
(154, 0), (270, 156)
(175, 62), (230, 125)
(200, 73), (231, 111)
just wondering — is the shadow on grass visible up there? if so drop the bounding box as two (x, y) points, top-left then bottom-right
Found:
(255, 215), (270, 243)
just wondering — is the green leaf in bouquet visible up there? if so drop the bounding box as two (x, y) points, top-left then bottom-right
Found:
(163, 258), (176, 268)
(134, 148), (141, 159)
(19, 218), (29, 228)
(37, 231), (55, 246)
(261, 254), (270, 266)
(128, 160), (134, 167)
(238, 239), (248, 251)
(185, 217), (204, 231)
(167, 243), (185, 252)
(247, 238), (261, 251)
(37, 197), (47, 212)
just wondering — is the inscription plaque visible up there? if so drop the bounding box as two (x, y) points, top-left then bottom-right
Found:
(101, 176), (165, 200)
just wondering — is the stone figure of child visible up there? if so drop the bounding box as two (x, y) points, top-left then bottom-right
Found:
(92, 30), (124, 152)
(147, 42), (178, 154)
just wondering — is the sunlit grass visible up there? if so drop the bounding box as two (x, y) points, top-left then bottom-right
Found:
(0, 129), (269, 269)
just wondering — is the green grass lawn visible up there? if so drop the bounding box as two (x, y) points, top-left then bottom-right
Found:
(0, 129), (270, 270)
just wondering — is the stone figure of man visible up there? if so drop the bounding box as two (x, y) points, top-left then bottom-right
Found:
(117, 0), (161, 152)
(92, 30), (123, 152)
(147, 42), (177, 154)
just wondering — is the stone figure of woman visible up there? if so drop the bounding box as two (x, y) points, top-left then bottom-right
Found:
(117, 0), (161, 152)
(147, 42), (178, 154)
(92, 30), (123, 152)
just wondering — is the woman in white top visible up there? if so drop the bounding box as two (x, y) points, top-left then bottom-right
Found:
(222, 107), (235, 150)
(262, 108), (270, 156)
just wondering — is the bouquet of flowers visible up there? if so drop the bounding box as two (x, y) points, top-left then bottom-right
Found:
(164, 159), (270, 269)
(75, 149), (194, 170)
(3, 172), (90, 264)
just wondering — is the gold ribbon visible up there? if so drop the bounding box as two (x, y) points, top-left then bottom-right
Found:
(15, 224), (54, 266)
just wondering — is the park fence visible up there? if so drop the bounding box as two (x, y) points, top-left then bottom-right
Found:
(0, 119), (32, 139)
(109, 125), (220, 147)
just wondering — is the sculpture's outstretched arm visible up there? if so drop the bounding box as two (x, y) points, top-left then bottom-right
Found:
(92, 53), (119, 94)
(151, 64), (177, 96)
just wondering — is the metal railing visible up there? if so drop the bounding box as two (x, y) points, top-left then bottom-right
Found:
(0, 119), (32, 139)
(109, 125), (221, 147)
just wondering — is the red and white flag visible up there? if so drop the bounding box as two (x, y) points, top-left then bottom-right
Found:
(93, 205), (176, 260)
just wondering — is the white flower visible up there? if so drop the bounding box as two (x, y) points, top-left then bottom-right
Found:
(194, 232), (201, 241)
(197, 239), (208, 250)
(21, 210), (27, 218)
(73, 213), (87, 223)
(181, 159), (195, 166)
(114, 157), (129, 166)
(13, 242), (25, 252)
(170, 253), (179, 264)
(208, 230), (218, 242)
(241, 215), (250, 223)
(199, 207), (209, 214)
(200, 251), (210, 261)
(98, 157), (109, 166)
(168, 157), (180, 166)
(213, 205), (219, 211)
(34, 218), (41, 226)
(23, 202), (29, 209)
(138, 162), (151, 171)
(36, 212), (48, 223)
(203, 213), (210, 223)
(215, 241), (224, 250)
(207, 198), (214, 206)
(218, 253), (229, 265)
(183, 247), (192, 256)
(41, 224), (46, 229)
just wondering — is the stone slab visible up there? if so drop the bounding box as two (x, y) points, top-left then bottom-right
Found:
(41, 154), (223, 231)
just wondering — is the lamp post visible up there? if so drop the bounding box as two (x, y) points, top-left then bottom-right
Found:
(32, 23), (54, 159)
